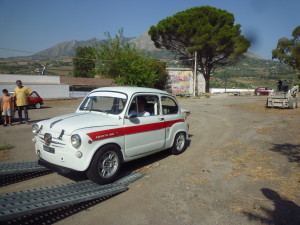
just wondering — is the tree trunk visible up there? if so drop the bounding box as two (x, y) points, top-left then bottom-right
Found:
(204, 73), (210, 93)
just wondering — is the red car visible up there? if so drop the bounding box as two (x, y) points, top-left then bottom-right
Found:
(0, 91), (44, 109)
(27, 91), (44, 109)
(254, 87), (273, 96)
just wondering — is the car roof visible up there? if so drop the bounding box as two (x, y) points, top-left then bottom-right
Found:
(91, 86), (170, 96)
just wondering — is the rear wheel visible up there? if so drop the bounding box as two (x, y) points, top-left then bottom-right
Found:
(86, 144), (122, 184)
(171, 132), (186, 155)
(35, 102), (41, 109)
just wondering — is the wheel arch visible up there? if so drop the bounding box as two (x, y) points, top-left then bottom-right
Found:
(90, 142), (124, 165)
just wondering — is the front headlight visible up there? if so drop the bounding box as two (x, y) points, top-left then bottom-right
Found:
(32, 124), (39, 135)
(71, 134), (81, 149)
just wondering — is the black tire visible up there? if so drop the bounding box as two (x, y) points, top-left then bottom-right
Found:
(171, 132), (187, 155)
(86, 144), (122, 185)
(266, 99), (271, 108)
(35, 102), (41, 109)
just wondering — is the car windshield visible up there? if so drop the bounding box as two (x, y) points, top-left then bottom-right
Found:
(79, 91), (127, 115)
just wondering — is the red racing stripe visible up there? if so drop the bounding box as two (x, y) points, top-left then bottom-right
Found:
(87, 128), (124, 141)
(87, 119), (184, 141)
(165, 119), (184, 127)
(124, 122), (165, 135)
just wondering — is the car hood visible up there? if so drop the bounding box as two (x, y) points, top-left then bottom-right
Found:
(40, 113), (119, 135)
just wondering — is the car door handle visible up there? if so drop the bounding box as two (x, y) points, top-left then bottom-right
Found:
(158, 117), (164, 121)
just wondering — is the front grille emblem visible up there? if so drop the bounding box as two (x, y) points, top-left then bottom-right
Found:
(44, 133), (52, 146)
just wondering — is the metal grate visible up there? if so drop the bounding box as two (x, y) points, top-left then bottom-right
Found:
(0, 161), (51, 175)
(115, 172), (145, 186)
(0, 172), (144, 221)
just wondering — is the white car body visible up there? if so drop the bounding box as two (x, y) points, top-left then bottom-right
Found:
(32, 87), (189, 182)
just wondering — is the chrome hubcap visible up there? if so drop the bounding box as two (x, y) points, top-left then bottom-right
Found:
(176, 134), (185, 151)
(98, 151), (119, 178)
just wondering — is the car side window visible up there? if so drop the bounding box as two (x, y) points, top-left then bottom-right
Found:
(30, 92), (38, 97)
(161, 96), (178, 115)
(128, 95), (159, 117)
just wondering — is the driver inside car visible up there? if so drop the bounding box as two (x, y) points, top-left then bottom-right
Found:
(129, 97), (150, 117)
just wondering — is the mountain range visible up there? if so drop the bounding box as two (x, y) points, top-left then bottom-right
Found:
(32, 31), (263, 60)
(1, 31), (298, 81)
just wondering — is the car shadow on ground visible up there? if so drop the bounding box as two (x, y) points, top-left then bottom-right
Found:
(269, 143), (300, 164)
(243, 188), (300, 225)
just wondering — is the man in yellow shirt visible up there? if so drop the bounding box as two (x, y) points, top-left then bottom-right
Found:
(14, 80), (33, 124)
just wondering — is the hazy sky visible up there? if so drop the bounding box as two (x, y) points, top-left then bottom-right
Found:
(0, 0), (299, 59)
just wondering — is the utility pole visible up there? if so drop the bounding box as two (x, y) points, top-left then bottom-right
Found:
(193, 51), (197, 96)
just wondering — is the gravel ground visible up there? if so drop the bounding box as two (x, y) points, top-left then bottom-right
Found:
(0, 95), (299, 225)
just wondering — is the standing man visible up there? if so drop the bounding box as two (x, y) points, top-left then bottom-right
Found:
(14, 80), (32, 124)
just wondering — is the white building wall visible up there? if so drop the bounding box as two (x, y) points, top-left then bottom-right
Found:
(0, 74), (69, 98)
(0, 84), (70, 99)
(0, 74), (60, 84)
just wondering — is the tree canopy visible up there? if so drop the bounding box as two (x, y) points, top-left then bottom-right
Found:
(149, 6), (250, 93)
(73, 46), (96, 78)
(94, 30), (168, 89)
(272, 25), (300, 72)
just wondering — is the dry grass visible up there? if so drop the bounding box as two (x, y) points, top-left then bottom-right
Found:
(135, 162), (160, 173)
(228, 101), (300, 116)
(256, 127), (278, 135)
(221, 141), (300, 201)
(0, 144), (14, 162)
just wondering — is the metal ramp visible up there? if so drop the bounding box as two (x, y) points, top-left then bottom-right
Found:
(0, 161), (51, 175)
(0, 172), (144, 221)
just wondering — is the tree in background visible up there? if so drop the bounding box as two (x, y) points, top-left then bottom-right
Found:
(272, 25), (300, 73)
(149, 6), (250, 93)
(73, 46), (96, 78)
(95, 29), (168, 88)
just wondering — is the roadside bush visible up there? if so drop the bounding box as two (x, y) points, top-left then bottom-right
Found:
(294, 82), (300, 91)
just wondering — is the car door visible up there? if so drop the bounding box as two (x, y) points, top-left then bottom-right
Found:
(124, 94), (165, 157)
(160, 95), (183, 143)
(28, 91), (38, 106)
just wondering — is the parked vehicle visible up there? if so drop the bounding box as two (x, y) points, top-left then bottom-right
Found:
(32, 87), (190, 184)
(266, 80), (299, 109)
(0, 91), (43, 109)
(254, 87), (273, 96)
(28, 91), (44, 109)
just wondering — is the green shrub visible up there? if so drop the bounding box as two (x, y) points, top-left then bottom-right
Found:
(294, 82), (300, 91)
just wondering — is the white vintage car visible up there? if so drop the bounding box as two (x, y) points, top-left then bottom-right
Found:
(32, 87), (190, 184)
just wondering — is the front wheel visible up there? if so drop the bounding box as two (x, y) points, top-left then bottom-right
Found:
(86, 144), (122, 185)
(288, 99), (295, 109)
(171, 132), (187, 155)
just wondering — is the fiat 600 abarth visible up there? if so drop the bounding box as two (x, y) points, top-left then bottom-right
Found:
(32, 87), (190, 184)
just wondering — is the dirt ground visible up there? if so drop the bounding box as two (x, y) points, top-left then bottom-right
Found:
(1, 95), (299, 225)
